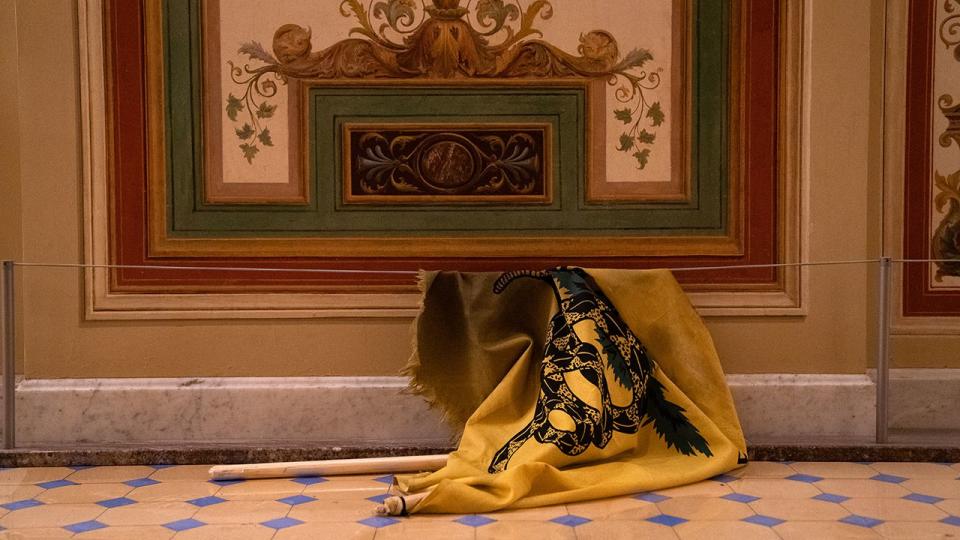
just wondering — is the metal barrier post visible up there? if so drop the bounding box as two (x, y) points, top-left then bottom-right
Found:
(875, 257), (891, 444)
(1, 261), (14, 449)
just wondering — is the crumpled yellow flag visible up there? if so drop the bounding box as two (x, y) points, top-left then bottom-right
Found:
(384, 268), (747, 515)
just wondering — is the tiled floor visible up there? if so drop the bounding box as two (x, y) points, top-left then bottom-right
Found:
(0, 462), (956, 539)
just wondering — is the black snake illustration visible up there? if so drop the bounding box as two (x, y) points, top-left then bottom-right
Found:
(487, 268), (713, 473)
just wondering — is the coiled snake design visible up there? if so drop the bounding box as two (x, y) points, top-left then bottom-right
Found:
(487, 268), (712, 474)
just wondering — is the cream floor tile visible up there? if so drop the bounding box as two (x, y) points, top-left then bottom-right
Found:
(675, 520), (780, 540)
(67, 467), (158, 484)
(565, 496), (659, 520)
(98, 501), (197, 526)
(305, 476), (390, 492)
(287, 497), (381, 523)
(727, 478), (821, 499)
(815, 479), (910, 498)
(173, 523), (276, 539)
(148, 466), (213, 483)
(35, 483), (131, 504)
(936, 498), (960, 514)
(875, 520), (960, 538)
(841, 497), (948, 521)
(573, 520), (680, 540)
(871, 462), (958, 478)
(74, 525), (175, 539)
(900, 478), (960, 499)
(474, 520), (577, 540)
(789, 462), (877, 479)
(748, 497), (850, 521)
(773, 521), (881, 539)
(478, 504), (568, 521)
(0, 485), (43, 504)
(191, 500), (289, 525)
(0, 528), (74, 539)
(0, 503), (104, 528)
(126, 481), (220, 502)
(272, 521), (376, 539)
(657, 497), (754, 521)
(654, 481), (733, 498)
(216, 479), (304, 500)
(372, 519), (475, 539)
(728, 461), (794, 478)
(0, 468), (73, 485)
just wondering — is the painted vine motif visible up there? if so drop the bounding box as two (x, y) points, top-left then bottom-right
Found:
(226, 0), (664, 168)
(942, 0), (960, 61)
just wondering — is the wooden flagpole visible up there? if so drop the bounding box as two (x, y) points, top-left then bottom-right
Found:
(208, 454), (448, 481)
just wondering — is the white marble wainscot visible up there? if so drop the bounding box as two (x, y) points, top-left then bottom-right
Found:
(6, 372), (954, 447)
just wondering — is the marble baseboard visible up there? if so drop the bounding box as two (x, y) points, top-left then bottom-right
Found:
(3, 372), (955, 448)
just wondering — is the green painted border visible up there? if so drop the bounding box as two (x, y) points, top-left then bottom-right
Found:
(163, 0), (728, 237)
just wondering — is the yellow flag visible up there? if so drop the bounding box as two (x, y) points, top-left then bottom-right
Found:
(389, 268), (746, 514)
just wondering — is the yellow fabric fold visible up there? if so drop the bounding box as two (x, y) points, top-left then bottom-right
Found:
(396, 268), (746, 514)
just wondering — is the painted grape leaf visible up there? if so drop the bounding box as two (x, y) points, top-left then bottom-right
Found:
(646, 102), (664, 126)
(235, 123), (255, 140)
(256, 102), (276, 119)
(226, 94), (244, 121)
(617, 133), (635, 151)
(258, 128), (274, 147)
(633, 148), (650, 169)
(614, 108), (633, 124)
(637, 129), (656, 144)
(239, 143), (259, 164)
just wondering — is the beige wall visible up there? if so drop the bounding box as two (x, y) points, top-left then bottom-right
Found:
(1, 0), (951, 379)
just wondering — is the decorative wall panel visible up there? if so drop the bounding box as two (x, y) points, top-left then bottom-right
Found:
(894, 0), (960, 331)
(80, 0), (804, 318)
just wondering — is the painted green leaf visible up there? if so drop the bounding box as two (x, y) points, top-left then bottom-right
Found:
(226, 94), (244, 121)
(618, 47), (653, 70)
(633, 148), (651, 169)
(258, 128), (274, 147)
(647, 102), (664, 127)
(638, 129), (656, 144)
(235, 123), (255, 140)
(614, 108), (633, 124)
(617, 133), (635, 152)
(240, 143), (259, 164)
(256, 102), (276, 119)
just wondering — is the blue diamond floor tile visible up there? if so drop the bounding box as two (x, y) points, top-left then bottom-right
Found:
(373, 475), (395, 485)
(942, 516), (960, 527)
(124, 478), (159, 488)
(743, 515), (785, 527)
(647, 514), (688, 527)
(1, 499), (43, 511)
(164, 518), (206, 532)
(870, 473), (907, 484)
(455, 515), (496, 527)
(814, 493), (850, 504)
(904, 493), (944, 504)
(209, 479), (244, 487)
(36, 479), (77, 490)
(358, 516), (400, 528)
(723, 493), (760, 504)
(63, 520), (107, 534)
(786, 473), (823, 483)
(840, 514), (885, 528)
(292, 476), (327, 486)
(634, 492), (670, 503)
(97, 497), (137, 508)
(278, 494), (316, 506)
(711, 473), (738, 483)
(187, 496), (226, 507)
(262, 517), (304, 530)
(551, 515), (591, 527)
(366, 493), (390, 504)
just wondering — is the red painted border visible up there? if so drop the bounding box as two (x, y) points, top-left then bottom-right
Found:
(902, 0), (960, 316)
(107, 0), (779, 292)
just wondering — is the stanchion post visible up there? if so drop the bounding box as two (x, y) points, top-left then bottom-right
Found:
(875, 257), (891, 444)
(1, 261), (14, 449)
